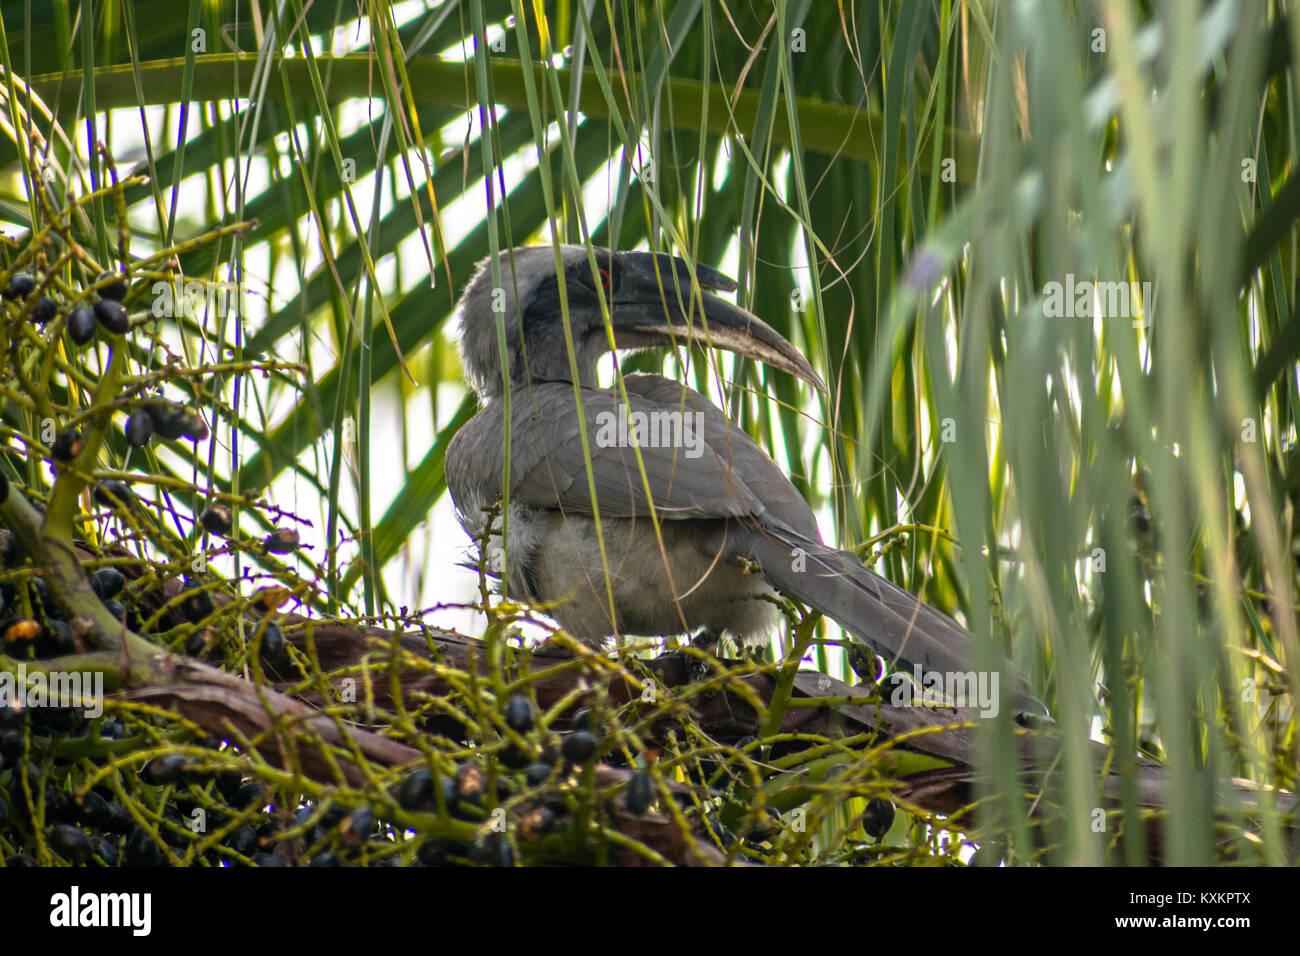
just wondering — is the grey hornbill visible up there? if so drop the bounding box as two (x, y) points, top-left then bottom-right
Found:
(445, 244), (1039, 713)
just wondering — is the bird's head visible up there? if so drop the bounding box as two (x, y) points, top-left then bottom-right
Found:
(455, 244), (825, 400)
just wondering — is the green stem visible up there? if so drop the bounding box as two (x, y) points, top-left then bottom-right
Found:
(758, 611), (821, 739)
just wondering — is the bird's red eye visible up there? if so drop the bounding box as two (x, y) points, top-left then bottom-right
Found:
(598, 267), (611, 291)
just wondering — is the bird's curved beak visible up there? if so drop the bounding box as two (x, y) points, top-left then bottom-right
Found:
(610, 251), (826, 392)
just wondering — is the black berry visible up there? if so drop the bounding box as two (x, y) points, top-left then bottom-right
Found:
(30, 295), (58, 324)
(51, 428), (83, 462)
(96, 272), (129, 302)
(626, 771), (653, 814)
(561, 730), (597, 765)
(125, 409), (154, 448)
(4, 272), (36, 300)
(503, 694), (534, 733)
(92, 299), (129, 334)
(200, 505), (233, 535)
(861, 797), (895, 839)
(67, 305), (96, 345)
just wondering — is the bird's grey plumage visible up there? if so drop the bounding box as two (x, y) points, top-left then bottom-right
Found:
(446, 244), (1040, 711)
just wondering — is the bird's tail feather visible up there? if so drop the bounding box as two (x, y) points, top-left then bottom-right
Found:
(739, 526), (1044, 715)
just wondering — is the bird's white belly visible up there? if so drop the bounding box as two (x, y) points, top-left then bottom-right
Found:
(461, 501), (779, 647)
(533, 513), (779, 646)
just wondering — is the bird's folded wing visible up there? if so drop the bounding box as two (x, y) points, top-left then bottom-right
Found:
(452, 375), (819, 540)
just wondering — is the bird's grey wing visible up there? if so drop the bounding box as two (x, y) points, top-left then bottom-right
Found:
(458, 377), (819, 541)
